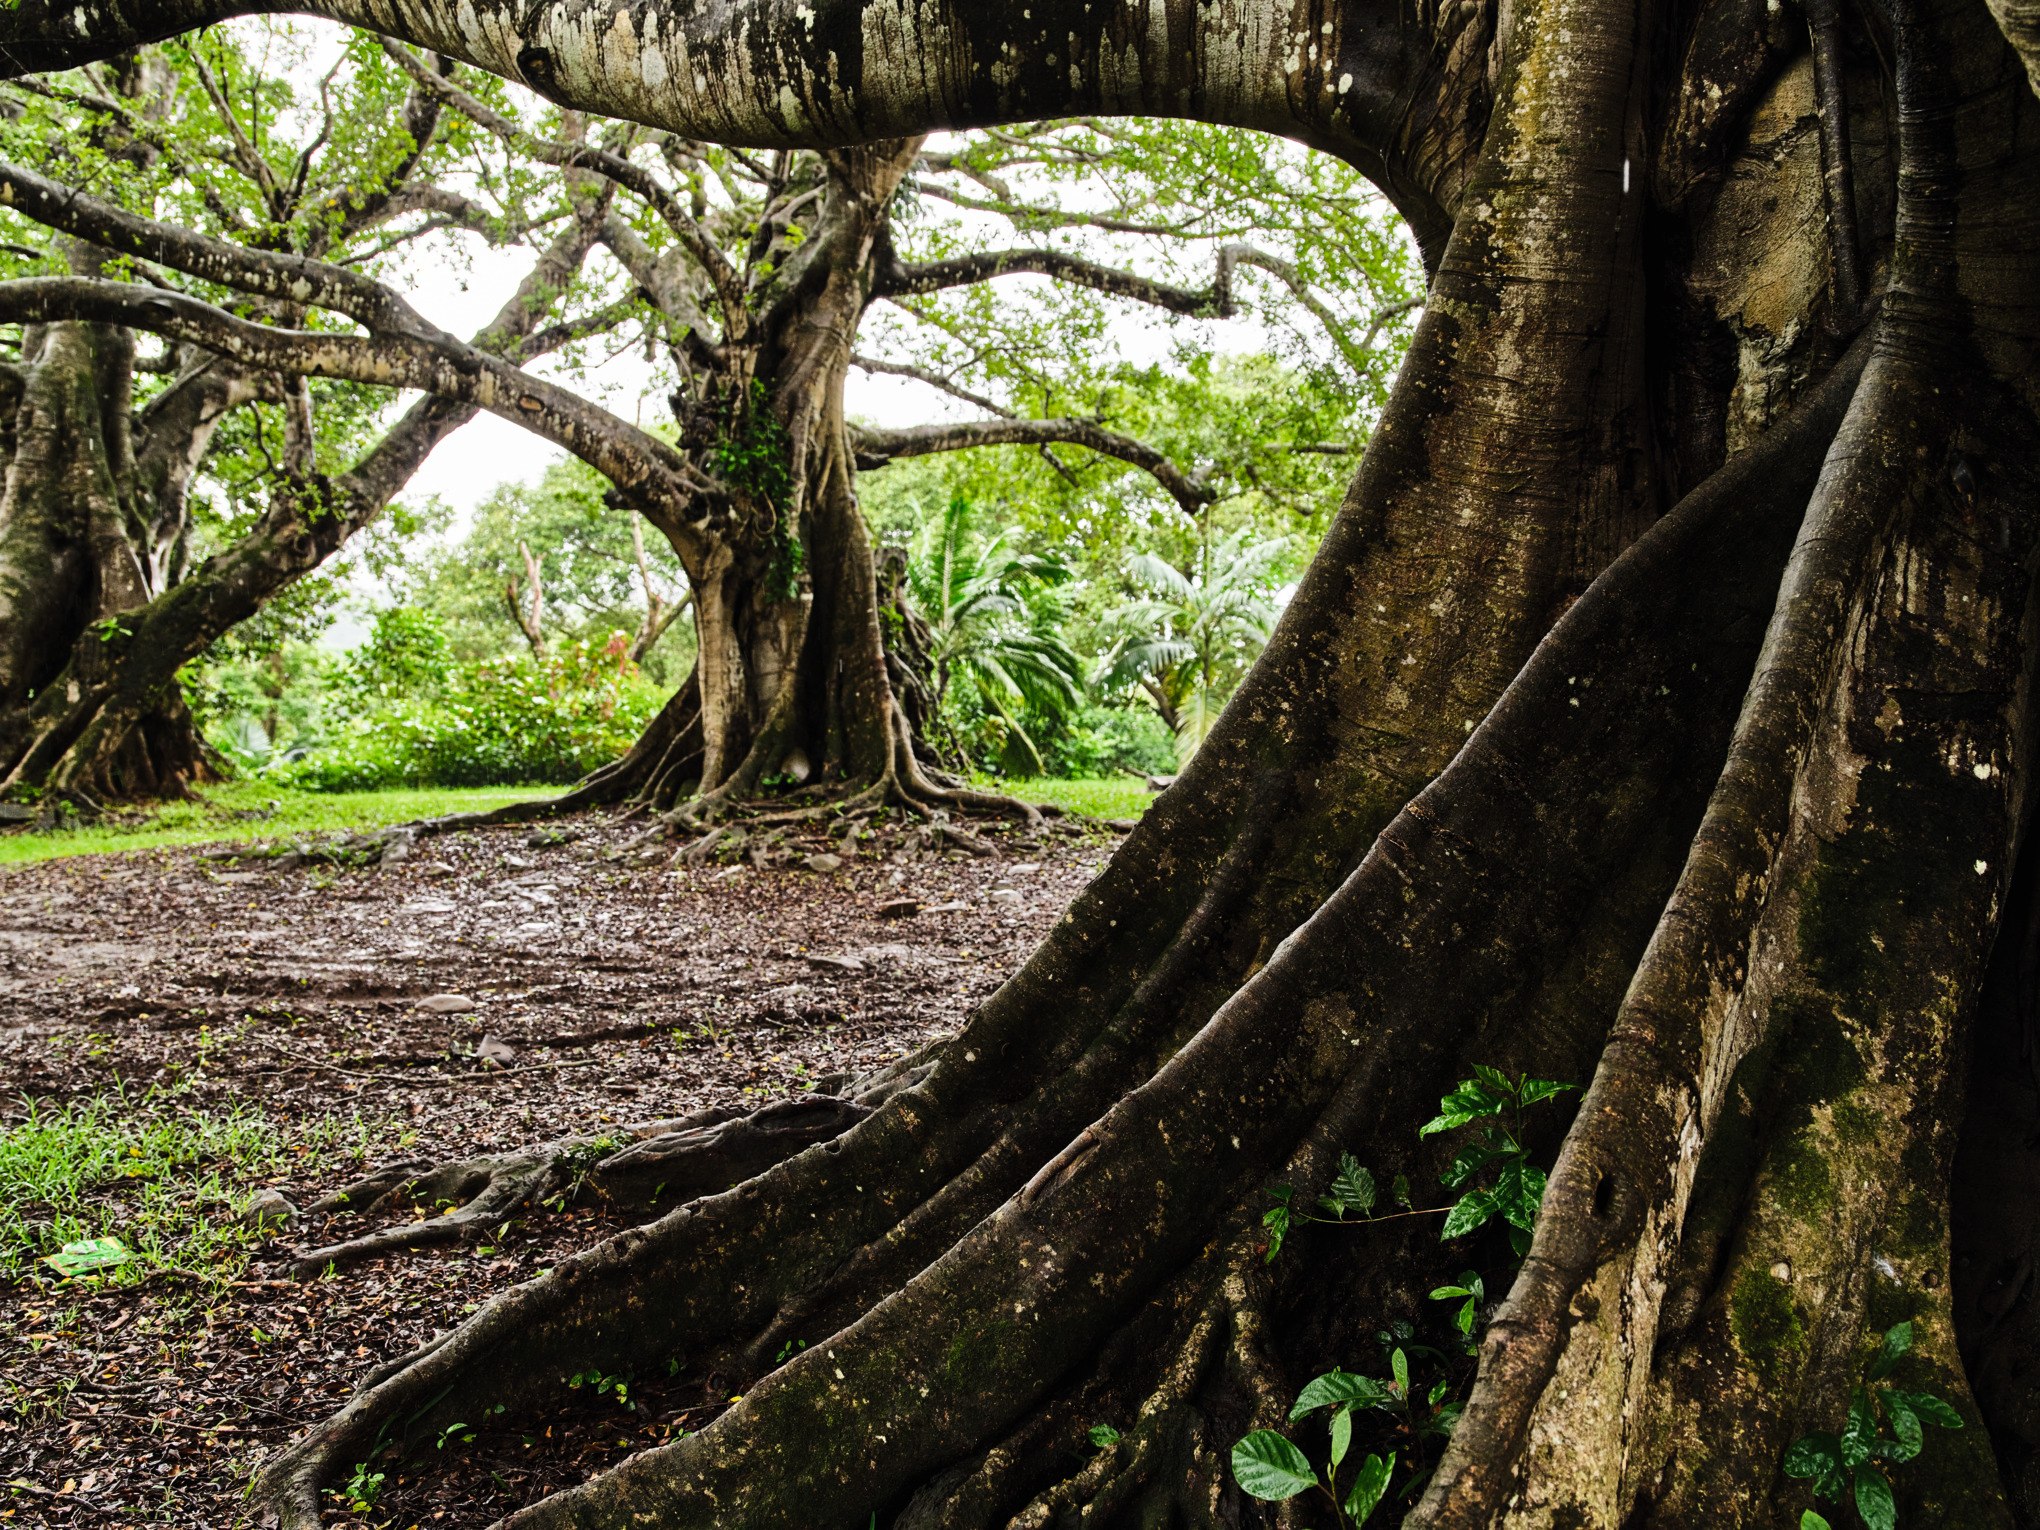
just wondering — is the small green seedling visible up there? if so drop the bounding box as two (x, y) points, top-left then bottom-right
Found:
(1420, 1067), (1576, 1256)
(435, 1421), (475, 1450)
(337, 1462), (386, 1511)
(1782, 1322), (1963, 1530)
(567, 1369), (632, 1407)
(1086, 1423), (1122, 1450)
(1232, 1370), (1396, 1528)
(1430, 1271), (1486, 1353)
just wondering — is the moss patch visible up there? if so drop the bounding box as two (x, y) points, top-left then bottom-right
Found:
(1732, 1268), (1806, 1382)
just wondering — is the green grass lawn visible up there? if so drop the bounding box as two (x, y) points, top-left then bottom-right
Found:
(0, 780), (551, 867)
(978, 775), (1156, 821)
(0, 776), (1150, 868)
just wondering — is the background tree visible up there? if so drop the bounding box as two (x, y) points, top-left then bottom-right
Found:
(0, 32), (1414, 819)
(402, 456), (694, 676)
(19, 1), (2035, 1528)
(0, 26), (617, 808)
(1095, 525), (1290, 761)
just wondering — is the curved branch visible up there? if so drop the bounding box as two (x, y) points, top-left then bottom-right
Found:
(850, 353), (1010, 417)
(0, 275), (705, 505)
(0, 158), (440, 338)
(377, 39), (747, 326)
(852, 415), (1212, 513)
(879, 244), (1236, 317)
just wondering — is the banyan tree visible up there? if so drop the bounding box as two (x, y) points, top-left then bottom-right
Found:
(10, 0), (2040, 1523)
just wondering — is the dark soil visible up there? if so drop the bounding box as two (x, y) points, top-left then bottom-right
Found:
(0, 807), (1119, 1527)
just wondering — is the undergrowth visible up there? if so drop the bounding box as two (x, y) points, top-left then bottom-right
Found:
(0, 1079), (392, 1286)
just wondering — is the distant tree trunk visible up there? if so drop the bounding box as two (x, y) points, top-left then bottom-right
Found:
(592, 140), (972, 815)
(0, 251), (256, 802)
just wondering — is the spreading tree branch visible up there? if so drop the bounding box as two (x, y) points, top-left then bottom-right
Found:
(377, 39), (748, 327)
(0, 158), (441, 338)
(851, 416), (1212, 513)
(0, 275), (706, 506)
(879, 245), (1236, 317)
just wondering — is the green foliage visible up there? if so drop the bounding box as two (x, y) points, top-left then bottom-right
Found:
(566, 1369), (634, 1407)
(1095, 525), (1290, 764)
(1419, 1068), (1579, 1257)
(1783, 1323), (1963, 1530)
(709, 381), (803, 598)
(337, 1463), (387, 1512)
(1430, 1270), (1487, 1351)
(907, 498), (1086, 774)
(0, 1079), (388, 1285)
(270, 635), (664, 791)
(396, 460), (690, 677)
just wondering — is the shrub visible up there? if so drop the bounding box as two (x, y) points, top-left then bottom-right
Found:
(270, 634), (663, 791)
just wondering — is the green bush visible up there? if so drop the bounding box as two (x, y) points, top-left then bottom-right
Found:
(270, 634), (663, 791)
(1035, 702), (1177, 779)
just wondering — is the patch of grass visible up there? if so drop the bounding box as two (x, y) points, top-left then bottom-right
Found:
(974, 776), (1155, 821)
(1, 1080), (389, 1285)
(0, 781), (549, 866)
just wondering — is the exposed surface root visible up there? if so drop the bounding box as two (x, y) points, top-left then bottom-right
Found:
(282, 1048), (943, 1279)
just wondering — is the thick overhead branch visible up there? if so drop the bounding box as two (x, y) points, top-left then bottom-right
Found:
(0, 0), (1434, 234)
(852, 415), (1212, 512)
(879, 244), (1236, 317)
(0, 276), (704, 505)
(0, 159), (441, 338)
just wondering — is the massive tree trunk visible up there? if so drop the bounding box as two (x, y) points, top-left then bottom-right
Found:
(615, 142), (921, 810)
(14, 0), (2040, 1524)
(0, 248), (257, 802)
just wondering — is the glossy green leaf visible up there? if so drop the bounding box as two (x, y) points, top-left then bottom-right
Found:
(1230, 1431), (1317, 1501)
(1868, 1321), (1913, 1382)
(1323, 1152), (1376, 1215)
(1290, 1371), (1396, 1418)
(1801, 1513), (1832, 1530)
(1853, 1464), (1896, 1530)
(1898, 1389), (1964, 1430)
(1881, 1391), (1923, 1460)
(1329, 1404), (1351, 1469)
(1440, 1189), (1497, 1240)
(1391, 1348), (1409, 1396)
(1343, 1452), (1394, 1523)
(1516, 1078), (1578, 1108)
(1783, 1433), (1841, 1479)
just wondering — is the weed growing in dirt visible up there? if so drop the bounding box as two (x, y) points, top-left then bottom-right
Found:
(0, 1079), (390, 1284)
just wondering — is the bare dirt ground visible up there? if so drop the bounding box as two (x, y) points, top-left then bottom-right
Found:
(0, 808), (1118, 1527)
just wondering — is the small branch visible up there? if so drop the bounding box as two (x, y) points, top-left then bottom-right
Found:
(852, 415), (1212, 514)
(379, 40), (747, 330)
(850, 353), (1012, 417)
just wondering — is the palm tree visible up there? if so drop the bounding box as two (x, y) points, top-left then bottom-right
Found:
(911, 498), (1086, 776)
(1097, 526), (1290, 765)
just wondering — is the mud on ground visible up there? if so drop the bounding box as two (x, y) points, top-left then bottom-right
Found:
(0, 808), (1117, 1526)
